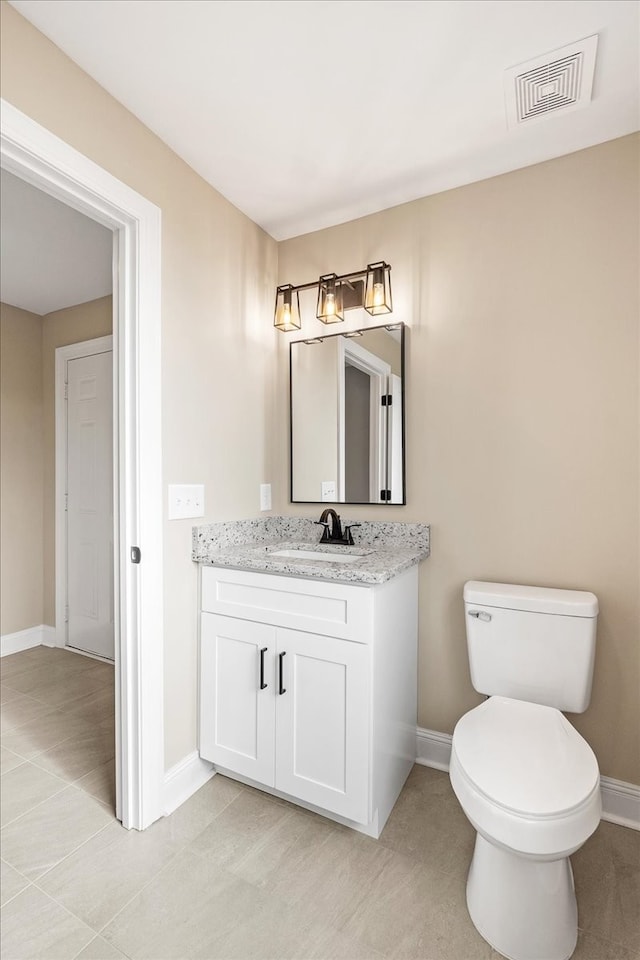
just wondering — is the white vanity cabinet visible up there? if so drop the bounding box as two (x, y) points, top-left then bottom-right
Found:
(199, 563), (418, 837)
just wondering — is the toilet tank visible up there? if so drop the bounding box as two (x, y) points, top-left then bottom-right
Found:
(464, 581), (598, 713)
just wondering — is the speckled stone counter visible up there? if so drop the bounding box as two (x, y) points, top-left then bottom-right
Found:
(192, 516), (430, 585)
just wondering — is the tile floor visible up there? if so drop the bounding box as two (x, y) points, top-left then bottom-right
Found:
(1, 647), (639, 960)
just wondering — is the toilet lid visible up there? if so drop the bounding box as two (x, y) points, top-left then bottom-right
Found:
(453, 697), (600, 818)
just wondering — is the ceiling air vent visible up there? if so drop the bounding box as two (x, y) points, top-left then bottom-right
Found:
(505, 35), (598, 128)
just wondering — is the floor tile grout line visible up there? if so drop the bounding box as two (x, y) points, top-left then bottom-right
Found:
(69, 934), (134, 960)
(0, 780), (71, 831)
(16, 749), (114, 787)
(2, 684), (116, 714)
(0, 856), (33, 910)
(0, 771), (113, 836)
(2, 728), (111, 766)
(0, 881), (34, 910)
(5, 810), (115, 886)
(9, 728), (116, 773)
(92, 847), (186, 944)
(58, 786), (256, 945)
(0, 742), (31, 764)
(5, 880), (98, 953)
(30, 817), (116, 888)
(1, 688), (114, 729)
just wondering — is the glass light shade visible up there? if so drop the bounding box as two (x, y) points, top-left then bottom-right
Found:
(364, 261), (392, 316)
(274, 284), (301, 332)
(316, 273), (344, 324)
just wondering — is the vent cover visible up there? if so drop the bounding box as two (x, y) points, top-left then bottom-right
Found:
(505, 35), (598, 128)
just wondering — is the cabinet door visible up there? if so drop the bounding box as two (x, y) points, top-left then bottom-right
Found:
(275, 629), (370, 823)
(200, 613), (275, 786)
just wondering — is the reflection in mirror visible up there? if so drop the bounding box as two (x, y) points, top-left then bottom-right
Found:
(290, 323), (405, 504)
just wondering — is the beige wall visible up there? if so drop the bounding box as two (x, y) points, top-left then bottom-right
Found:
(41, 296), (113, 625)
(0, 302), (44, 635)
(1, 1), (278, 768)
(277, 135), (640, 786)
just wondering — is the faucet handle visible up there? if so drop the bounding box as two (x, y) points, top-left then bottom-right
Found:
(314, 520), (330, 543)
(344, 523), (361, 546)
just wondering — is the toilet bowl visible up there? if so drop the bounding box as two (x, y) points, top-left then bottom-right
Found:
(452, 582), (601, 960)
(451, 697), (601, 960)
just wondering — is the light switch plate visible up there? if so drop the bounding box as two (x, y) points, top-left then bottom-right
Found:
(260, 483), (272, 511)
(168, 484), (205, 520)
(321, 481), (336, 502)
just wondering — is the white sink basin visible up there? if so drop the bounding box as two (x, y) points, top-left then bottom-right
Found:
(270, 549), (366, 564)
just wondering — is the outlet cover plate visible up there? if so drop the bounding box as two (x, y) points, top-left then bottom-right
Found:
(260, 483), (272, 511)
(321, 481), (336, 502)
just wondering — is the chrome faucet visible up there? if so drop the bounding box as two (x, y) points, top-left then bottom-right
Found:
(315, 509), (360, 546)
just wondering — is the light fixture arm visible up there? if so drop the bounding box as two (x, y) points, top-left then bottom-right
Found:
(286, 266), (370, 295)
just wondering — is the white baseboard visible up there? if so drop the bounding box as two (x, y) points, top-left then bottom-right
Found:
(599, 777), (640, 830)
(41, 625), (57, 648)
(416, 726), (639, 832)
(416, 726), (453, 771)
(1, 625), (53, 657)
(163, 750), (215, 816)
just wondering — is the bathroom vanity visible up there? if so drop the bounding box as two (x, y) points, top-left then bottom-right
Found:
(193, 517), (429, 838)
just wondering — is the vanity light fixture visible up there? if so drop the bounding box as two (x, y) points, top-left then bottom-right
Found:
(364, 261), (393, 316)
(316, 273), (344, 324)
(274, 284), (301, 332)
(274, 261), (393, 332)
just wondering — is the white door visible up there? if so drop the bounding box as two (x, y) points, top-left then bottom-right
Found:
(275, 629), (370, 823)
(200, 613), (276, 786)
(66, 350), (114, 659)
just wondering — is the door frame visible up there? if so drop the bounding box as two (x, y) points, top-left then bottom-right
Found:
(1, 99), (164, 830)
(55, 335), (114, 656)
(337, 338), (391, 502)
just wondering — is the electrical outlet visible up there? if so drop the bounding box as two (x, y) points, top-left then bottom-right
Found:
(321, 481), (336, 502)
(260, 483), (272, 511)
(168, 484), (205, 520)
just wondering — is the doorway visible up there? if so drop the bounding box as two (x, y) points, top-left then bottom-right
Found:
(1, 98), (164, 829)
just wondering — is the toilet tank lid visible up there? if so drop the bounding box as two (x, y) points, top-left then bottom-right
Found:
(464, 581), (598, 617)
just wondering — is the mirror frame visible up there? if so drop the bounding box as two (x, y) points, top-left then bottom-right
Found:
(289, 322), (406, 505)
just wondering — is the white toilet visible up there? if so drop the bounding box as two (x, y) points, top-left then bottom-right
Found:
(450, 581), (601, 960)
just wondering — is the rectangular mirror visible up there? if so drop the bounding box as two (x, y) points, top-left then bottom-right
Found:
(290, 322), (405, 504)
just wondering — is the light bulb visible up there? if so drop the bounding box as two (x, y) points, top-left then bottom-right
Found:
(324, 292), (336, 317)
(282, 302), (291, 321)
(372, 282), (385, 307)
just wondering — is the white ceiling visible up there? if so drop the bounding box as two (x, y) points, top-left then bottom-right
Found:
(0, 171), (112, 315)
(8, 0), (640, 240)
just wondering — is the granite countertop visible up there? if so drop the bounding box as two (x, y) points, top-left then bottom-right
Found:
(192, 516), (430, 585)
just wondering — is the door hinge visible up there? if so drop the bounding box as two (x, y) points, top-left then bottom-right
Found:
(64, 382), (68, 399)
(131, 546), (141, 564)
(64, 605), (69, 623)
(381, 394), (392, 406)
(64, 494), (68, 512)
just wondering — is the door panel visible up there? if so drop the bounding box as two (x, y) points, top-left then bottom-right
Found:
(67, 351), (114, 660)
(200, 613), (275, 786)
(275, 629), (369, 823)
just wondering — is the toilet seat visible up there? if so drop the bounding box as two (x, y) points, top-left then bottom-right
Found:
(450, 697), (601, 857)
